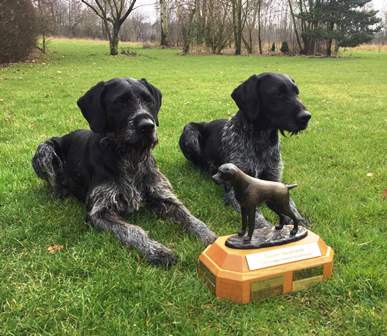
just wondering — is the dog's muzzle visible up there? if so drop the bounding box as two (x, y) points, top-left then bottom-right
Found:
(296, 111), (311, 130)
(134, 113), (157, 145)
(212, 173), (223, 185)
(138, 117), (155, 133)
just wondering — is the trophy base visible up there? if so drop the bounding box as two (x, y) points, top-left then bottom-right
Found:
(198, 230), (334, 304)
(226, 226), (308, 249)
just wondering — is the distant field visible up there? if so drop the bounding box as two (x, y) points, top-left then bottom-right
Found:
(0, 39), (386, 335)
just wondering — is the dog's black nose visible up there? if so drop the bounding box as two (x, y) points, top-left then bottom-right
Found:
(138, 118), (155, 132)
(298, 111), (311, 124)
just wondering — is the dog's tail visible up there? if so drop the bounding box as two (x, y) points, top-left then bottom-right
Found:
(286, 184), (298, 190)
(179, 122), (206, 169)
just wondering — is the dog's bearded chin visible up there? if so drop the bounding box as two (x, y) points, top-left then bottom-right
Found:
(279, 129), (302, 137)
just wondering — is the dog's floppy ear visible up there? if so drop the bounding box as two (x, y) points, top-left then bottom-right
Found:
(140, 78), (162, 126)
(231, 75), (261, 121)
(285, 74), (299, 94)
(77, 81), (107, 133)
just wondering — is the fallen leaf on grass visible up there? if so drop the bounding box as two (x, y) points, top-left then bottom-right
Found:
(384, 189), (387, 199)
(47, 244), (64, 254)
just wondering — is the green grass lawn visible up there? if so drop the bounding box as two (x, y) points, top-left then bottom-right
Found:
(0, 39), (386, 335)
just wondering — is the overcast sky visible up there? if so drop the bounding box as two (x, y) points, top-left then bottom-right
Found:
(134, 0), (387, 24)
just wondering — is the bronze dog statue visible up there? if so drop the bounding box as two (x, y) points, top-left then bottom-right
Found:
(212, 163), (304, 242)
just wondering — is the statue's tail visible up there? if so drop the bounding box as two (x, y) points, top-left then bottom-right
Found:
(286, 184), (298, 190)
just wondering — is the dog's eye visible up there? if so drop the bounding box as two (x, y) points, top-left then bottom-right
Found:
(116, 93), (130, 105)
(278, 85), (287, 96)
(141, 92), (153, 104)
(221, 169), (230, 176)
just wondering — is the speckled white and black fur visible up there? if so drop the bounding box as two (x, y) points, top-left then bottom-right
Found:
(220, 112), (304, 226)
(179, 73), (312, 228)
(32, 77), (217, 268)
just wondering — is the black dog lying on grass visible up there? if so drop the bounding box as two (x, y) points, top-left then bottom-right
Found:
(179, 72), (311, 228)
(32, 77), (217, 267)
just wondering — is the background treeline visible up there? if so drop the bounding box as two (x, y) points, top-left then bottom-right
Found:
(1, 0), (386, 63)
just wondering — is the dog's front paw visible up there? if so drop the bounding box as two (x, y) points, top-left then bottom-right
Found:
(201, 231), (218, 246)
(280, 216), (294, 226)
(243, 236), (252, 243)
(147, 245), (177, 268)
(237, 230), (246, 237)
(191, 219), (218, 246)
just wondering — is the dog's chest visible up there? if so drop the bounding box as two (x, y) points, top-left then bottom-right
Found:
(116, 160), (150, 213)
(223, 124), (280, 177)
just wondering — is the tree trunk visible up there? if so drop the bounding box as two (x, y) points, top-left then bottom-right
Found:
(257, 0), (262, 55)
(110, 25), (120, 55)
(232, 0), (242, 55)
(288, 0), (303, 53)
(242, 32), (252, 54)
(160, 0), (169, 47)
(326, 21), (334, 56)
(326, 39), (332, 56)
(302, 35), (315, 55)
(42, 33), (47, 54)
(248, 30), (253, 54)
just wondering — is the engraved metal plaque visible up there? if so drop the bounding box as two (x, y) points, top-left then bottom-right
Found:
(292, 265), (324, 291)
(251, 275), (284, 301)
(246, 242), (322, 271)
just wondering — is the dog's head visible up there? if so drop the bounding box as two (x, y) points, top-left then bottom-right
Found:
(77, 77), (162, 148)
(231, 73), (311, 134)
(212, 163), (239, 185)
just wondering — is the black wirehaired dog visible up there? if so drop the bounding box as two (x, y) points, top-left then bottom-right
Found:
(32, 77), (217, 267)
(179, 72), (311, 227)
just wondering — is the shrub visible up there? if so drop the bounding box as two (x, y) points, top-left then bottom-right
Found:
(120, 47), (138, 57)
(0, 0), (38, 64)
(280, 41), (289, 54)
(142, 42), (153, 49)
(271, 42), (275, 52)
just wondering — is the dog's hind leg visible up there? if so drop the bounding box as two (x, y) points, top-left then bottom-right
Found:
(261, 170), (308, 227)
(32, 138), (68, 198)
(179, 123), (208, 170)
(267, 200), (304, 235)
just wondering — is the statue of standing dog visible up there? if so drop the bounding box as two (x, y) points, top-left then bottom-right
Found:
(212, 163), (306, 245)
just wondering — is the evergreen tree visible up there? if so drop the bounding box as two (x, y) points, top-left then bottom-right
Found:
(0, 0), (38, 63)
(297, 0), (382, 56)
(280, 41), (289, 54)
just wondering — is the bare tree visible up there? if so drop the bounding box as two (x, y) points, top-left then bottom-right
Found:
(175, 0), (197, 54)
(81, 0), (137, 55)
(33, 0), (56, 53)
(159, 0), (170, 47)
(65, 0), (84, 36)
(203, 0), (233, 54)
(242, 0), (261, 54)
(231, 0), (243, 55)
(287, 0), (302, 52)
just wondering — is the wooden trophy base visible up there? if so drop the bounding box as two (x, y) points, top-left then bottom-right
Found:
(197, 230), (334, 304)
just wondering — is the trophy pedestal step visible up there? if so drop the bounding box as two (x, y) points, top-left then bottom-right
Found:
(198, 230), (334, 304)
